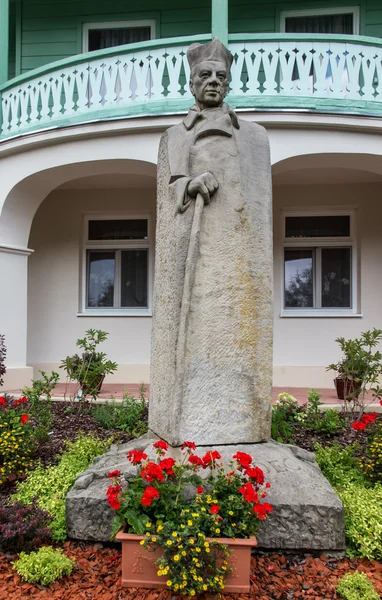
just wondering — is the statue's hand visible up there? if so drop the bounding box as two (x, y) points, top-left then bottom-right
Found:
(187, 172), (219, 204)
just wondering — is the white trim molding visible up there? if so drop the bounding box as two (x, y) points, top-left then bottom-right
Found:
(280, 6), (360, 35)
(0, 243), (34, 256)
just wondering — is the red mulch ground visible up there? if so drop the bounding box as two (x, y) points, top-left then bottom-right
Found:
(0, 543), (381, 600)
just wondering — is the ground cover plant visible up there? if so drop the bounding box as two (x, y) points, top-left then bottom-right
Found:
(92, 384), (148, 437)
(12, 434), (112, 541)
(336, 571), (380, 600)
(13, 546), (74, 585)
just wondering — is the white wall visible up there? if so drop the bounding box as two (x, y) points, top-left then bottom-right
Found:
(273, 181), (382, 386)
(27, 187), (155, 383)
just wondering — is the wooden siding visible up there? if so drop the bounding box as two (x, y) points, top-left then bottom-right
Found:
(17, 0), (382, 75)
(8, 1), (16, 79)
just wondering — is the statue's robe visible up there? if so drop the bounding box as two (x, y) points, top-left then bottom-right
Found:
(149, 104), (273, 446)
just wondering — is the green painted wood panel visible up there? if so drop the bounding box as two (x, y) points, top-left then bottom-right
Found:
(16, 0), (382, 76)
(8, 1), (16, 79)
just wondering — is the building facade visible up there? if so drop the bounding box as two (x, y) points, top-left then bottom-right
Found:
(1, 0), (382, 390)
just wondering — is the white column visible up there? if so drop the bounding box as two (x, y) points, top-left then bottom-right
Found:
(0, 244), (33, 390)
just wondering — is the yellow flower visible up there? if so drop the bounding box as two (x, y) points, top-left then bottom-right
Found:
(166, 581), (172, 587)
(172, 531), (178, 537)
(180, 524), (185, 529)
(146, 522), (151, 528)
(166, 540), (173, 546)
(140, 540), (145, 546)
(203, 585), (208, 591)
(187, 520), (193, 526)
(157, 525), (163, 532)
(173, 555), (180, 562)
(215, 528), (220, 534)
(151, 536), (157, 542)
(229, 511), (233, 516)
(190, 591), (196, 596)
(181, 551), (186, 556)
(204, 542), (209, 548)
(189, 538), (195, 544)
(191, 513), (199, 517)
(196, 547), (201, 553)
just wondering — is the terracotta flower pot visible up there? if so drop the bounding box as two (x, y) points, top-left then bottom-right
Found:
(334, 377), (362, 400)
(115, 530), (257, 593)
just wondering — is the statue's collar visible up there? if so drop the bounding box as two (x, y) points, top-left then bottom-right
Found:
(183, 103), (240, 131)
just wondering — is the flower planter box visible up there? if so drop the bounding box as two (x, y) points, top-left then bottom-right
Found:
(116, 530), (256, 593)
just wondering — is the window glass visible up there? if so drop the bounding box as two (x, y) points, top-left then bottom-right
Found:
(286, 215), (350, 238)
(284, 249), (314, 308)
(285, 13), (353, 34)
(88, 219), (148, 240)
(121, 250), (148, 308)
(88, 26), (151, 51)
(87, 251), (115, 307)
(321, 248), (351, 308)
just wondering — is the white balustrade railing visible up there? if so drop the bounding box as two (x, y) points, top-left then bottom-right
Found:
(1, 33), (382, 137)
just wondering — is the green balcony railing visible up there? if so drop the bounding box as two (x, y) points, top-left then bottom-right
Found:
(1, 33), (382, 140)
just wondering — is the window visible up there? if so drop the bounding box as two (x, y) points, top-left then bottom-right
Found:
(82, 216), (152, 315)
(280, 7), (360, 35)
(82, 20), (155, 53)
(282, 210), (358, 316)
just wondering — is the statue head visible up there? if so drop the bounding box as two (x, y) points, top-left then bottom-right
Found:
(187, 38), (233, 110)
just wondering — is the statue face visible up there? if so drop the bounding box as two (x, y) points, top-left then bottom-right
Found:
(189, 60), (229, 109)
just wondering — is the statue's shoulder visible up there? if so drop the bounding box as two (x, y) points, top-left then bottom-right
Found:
(160, 122), (186, 145)
(237, 118), (269, 147)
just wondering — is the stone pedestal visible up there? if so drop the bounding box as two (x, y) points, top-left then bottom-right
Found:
(66, 437), (345, 552)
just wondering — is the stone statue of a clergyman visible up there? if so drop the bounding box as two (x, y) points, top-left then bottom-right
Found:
(149, 38), (273, 447)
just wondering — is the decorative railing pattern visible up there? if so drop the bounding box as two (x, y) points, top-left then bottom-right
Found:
(1, 33), (382, 138)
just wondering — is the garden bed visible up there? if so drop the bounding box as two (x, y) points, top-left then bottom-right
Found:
(0, 542), (381, 599)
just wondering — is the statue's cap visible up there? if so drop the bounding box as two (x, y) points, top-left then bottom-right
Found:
(187, 38), (233, 71)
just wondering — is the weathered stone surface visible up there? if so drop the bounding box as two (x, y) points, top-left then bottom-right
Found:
(66, 438), (345, 551)
(150, 42), (273, 447)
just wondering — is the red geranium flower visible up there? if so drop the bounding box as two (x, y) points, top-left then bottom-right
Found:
(108, 470), (121, 479)
(106, 484), (122, 510)
(351, 421), (366, 431)
(159, 457), (176, 476)
(181, 441), (197, 451)
(245, 466), (265, 485)
(140, 462), (165, 483)
(233, 451), (253, 468)
(0, 397), (6, 406)
(265, 482), (271, 489)
(253, 502), (273, 520)
(188, 455), (203, 467)
(127, 449), (147, 464)
(153, 440), (169, 454)
(141, 486), (160, 507)
(238, 482), (258, 503)
(362, 412), (377, 424)
(210, 505), (220, 514)
(196, 486), (204, 494)
(21, 414), (29, 425)
(202, 450), (221, 468)
(12, 396), (27, 407)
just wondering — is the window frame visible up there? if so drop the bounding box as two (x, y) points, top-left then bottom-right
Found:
(82, 19), (156, 53)
(79, 213), (153, 317)
(280, 6), (360, 35)
(280, 208), (360, 317)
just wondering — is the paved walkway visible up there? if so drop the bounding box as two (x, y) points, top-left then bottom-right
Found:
(6, 383), (381, 410)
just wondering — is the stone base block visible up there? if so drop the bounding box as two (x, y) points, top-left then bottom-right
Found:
(66, 437), (345, 551)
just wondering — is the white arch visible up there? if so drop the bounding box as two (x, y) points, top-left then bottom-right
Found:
(0, 131), (160, 248)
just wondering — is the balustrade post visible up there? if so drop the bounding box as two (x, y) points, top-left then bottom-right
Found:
(0, 0), (9, 85)
(211, 0), (228, 46)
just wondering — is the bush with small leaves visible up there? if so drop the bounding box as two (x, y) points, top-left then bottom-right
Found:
(336, 571), (380, 600)
(12, 434), (112, 541)
(360, 423), (382, 483)
(339, 483), (382, 560)
(0, 396), (34, 484)
(0, 500), (52, 553)
(314, 442), (366, 488)
(92, 385), (148, 436)
(13, 546), (74, 586)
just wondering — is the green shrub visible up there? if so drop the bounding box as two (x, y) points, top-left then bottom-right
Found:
(271, 392), (298, 443)
(0, 400), (34, 484)
(297, 389), (344, 436)
(13, 546), (74, 585)
(314, 443), (365, 488)
(92, 386), (148, 436)
(22, 371), (59, 443)
(338, 483), (382, 560)
(360, 423), (382, 483)
(336, 571), (380, 600)
(12, 434), (112, 541)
